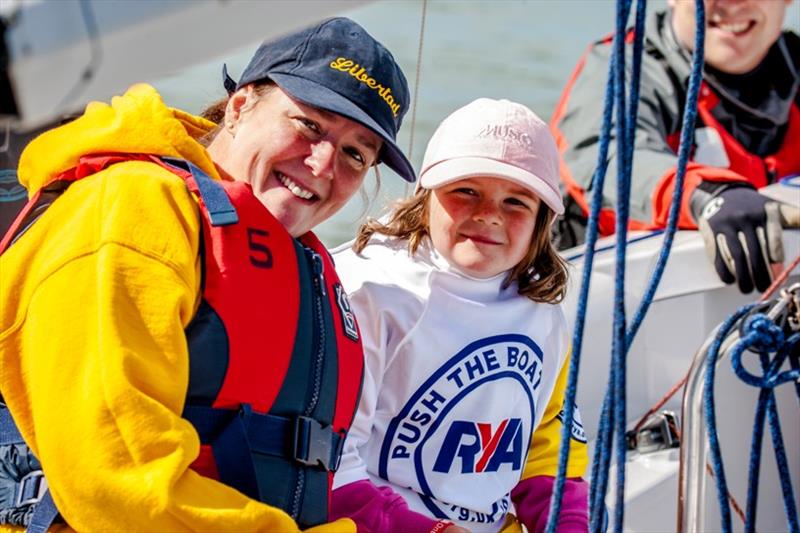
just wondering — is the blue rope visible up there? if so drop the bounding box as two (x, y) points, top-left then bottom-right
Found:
(744, 378), (768, 532)
(705, 309), (800, 533)
(546, 0), (707, 530)
(790, 341), (800, 400)
(544, 5), (620, 532)
(625, 0), (705, 344)
(730, 316), (800, 533)
(590, 1), (637, 527)
(546, 0), (707, 529)
(563, 229), (663, 262)
(703, 304), (755, 533)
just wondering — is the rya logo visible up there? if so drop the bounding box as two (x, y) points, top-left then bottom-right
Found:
(432, 418), (523, 474)
(556, 403), (587, 443)
(378, 334), (542, 525)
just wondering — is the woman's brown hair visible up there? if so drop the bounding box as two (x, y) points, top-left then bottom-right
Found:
(353, 188), (569, 304)
(198, 82), (276, 145)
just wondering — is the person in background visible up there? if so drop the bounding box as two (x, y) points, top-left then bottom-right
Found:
(0, 17), (414, 532)
(330, 98), (589, 533)
(552, 0), (799, 294)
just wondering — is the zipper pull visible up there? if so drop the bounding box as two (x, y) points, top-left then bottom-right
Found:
(309, 250), (327, 296)
(765, 159), (778, 184)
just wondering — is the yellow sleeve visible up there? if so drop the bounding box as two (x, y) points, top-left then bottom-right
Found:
(521, 347), (588, 480)
(0, 165), (354, 532)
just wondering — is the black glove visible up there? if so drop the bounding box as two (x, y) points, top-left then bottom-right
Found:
(694, 186), (784, 294)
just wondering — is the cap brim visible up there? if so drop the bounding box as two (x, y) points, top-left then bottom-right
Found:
(420, 157), (564, 215)
(269, 73), (416, 183)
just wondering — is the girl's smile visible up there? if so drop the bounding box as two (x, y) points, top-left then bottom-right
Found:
(429, 176), (541, 279)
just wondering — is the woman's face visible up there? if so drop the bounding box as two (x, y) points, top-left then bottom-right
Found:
(210, 86), (382, 237)
(669, 0), (791, 74)
(428, 176), (540, 279)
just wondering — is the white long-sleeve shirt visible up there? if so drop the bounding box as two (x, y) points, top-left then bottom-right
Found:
(332, 235), (587, 533)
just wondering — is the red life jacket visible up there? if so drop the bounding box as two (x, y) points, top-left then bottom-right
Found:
(0, 154), (365, 529)
(666, 82), (800, 188)
(550, 30), (644, 237)
(552, 37), (800, 236)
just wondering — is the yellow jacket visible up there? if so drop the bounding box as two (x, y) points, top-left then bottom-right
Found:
(0, 84), (353, 532)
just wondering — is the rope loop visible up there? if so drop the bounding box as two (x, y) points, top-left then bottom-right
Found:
(742, 314), (785, 354)
(730, 315), (800, 390)
(707, 293), (800, 533)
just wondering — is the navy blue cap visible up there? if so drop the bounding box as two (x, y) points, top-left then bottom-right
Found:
(225, 17), (415, 182)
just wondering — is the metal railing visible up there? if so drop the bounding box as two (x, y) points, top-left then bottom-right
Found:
(677, 289), (797, 532)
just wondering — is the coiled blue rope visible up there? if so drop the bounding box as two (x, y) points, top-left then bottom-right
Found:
(705, 308), (800, 533)
(545, 0), (705, 531)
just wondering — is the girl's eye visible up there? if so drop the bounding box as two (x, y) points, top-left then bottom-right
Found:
(505, 196), (537, 210)
(453, 187), (478, 196)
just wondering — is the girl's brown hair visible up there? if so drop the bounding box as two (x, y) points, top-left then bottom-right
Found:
(354, 188), (569, 304)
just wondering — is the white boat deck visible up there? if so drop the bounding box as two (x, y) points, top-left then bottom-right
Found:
(563, 226), (800, 532)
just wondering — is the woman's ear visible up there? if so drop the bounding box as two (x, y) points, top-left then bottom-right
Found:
(224, 85), (254, 136)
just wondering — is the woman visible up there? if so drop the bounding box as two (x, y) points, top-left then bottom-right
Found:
(0, 17), (413, 532)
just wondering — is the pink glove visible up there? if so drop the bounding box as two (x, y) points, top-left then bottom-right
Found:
(331, 479), (451, 533)
(511, 476), (589, 533)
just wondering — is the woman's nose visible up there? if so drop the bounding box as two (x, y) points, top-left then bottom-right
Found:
(305, 140), (336, 180)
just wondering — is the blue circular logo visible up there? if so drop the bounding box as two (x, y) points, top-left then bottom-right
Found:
(0, 170), (27, 203)
(377, 334), (545, 522)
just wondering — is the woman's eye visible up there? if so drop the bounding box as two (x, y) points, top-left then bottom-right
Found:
(453, 187), (477, 196)
(344, 147), (365, 166)
(298, 117), (322, 134)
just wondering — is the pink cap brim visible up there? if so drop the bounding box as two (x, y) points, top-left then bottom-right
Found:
(420, 156), (565, 215)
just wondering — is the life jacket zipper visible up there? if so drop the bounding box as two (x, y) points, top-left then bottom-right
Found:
(290, 247), (327, 519)
(764, 159), (778, 184)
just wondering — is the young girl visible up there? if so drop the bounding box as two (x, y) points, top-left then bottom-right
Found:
(329, 98), (588, 533)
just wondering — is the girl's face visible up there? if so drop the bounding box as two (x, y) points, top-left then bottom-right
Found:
(428, 176), (540, 279)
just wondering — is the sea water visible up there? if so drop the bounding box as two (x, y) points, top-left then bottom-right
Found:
(153, 0), (800, 247)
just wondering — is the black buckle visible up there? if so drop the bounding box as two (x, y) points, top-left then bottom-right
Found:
(293, 416), (343, 472)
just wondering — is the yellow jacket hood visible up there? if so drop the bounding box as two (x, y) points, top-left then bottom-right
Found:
(1, 84), (356, 532)
(18, 83), (220, 195)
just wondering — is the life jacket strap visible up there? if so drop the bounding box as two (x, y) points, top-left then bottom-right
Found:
(161, 157), (238, 227)
(183, 405), (345, 500)
(0, 405), (23, 442)
(24, 491), (58, 533)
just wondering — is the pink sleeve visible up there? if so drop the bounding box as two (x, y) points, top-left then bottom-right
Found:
(330, 479), (451, 533)
(510, 476), (589, 533)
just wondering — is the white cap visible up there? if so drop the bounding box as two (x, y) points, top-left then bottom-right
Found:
(420, 98), (564, 215)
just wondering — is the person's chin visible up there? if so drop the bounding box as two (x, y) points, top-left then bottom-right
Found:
(260, 199), (306, 235)
(706, 50), (757, 74)
(282, 218), (311, 238)
(452, 253), (499, 278)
